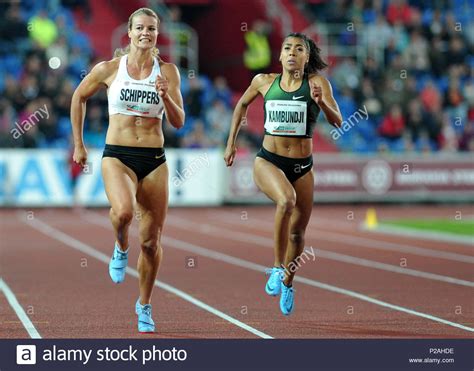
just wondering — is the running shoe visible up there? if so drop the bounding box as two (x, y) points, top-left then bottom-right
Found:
(108, 242), (128, 283)
(135, 298), (155, 333)
(265, 267), (284, 296)
(280, 282), (294, 315)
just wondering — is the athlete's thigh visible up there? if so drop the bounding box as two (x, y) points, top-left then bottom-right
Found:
(136, 162), (169, 240)
(253, 157), (295, 203)
(290, 170), (314, 232)
(101, 157), (138, 211)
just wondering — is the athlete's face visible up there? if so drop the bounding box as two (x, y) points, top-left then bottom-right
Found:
(280, 37), (309, 73)
(128, 15), (158, 50)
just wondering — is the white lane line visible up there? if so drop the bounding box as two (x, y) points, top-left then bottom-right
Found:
(213, 210), (474, 263)
(85, 211), (474, 334)
(0, 278), (41, 339)
(22, 216), (272, 339)
(165, 215), (474, 287)
(365, 224), (474, 246)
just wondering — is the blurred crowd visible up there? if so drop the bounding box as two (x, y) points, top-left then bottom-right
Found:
(0, 0), (473, 153)
(304, 0), (474, 152)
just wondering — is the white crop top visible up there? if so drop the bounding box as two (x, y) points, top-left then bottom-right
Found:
(108, 55), (164, 119)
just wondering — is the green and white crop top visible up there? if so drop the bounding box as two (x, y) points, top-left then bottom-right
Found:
(264, 73), (320, 138)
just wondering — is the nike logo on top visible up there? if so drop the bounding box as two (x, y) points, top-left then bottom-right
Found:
(292, 96), (304, 100)
(300, 163), (311, 169)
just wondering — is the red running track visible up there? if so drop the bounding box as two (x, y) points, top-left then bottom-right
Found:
(1, 205), (473, 339)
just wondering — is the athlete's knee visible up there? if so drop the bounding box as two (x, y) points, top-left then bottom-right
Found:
(140, 235), (161, 256)
(112, 207), (133, 226)
(276, 194), (296, 214)
(289, 230), (305, 244)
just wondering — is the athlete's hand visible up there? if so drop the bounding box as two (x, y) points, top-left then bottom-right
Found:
(310, 82), (323, 105)
(155, 74), (169, 97)
(224, 145), (236, 167)
(73, 146), (88, 167)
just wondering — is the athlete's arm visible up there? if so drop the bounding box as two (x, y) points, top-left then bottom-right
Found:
(224, 74), (266, 167)
(157, 63), (185, 129)
(70, 61), (112, 166)
(310, 76), (342, 128)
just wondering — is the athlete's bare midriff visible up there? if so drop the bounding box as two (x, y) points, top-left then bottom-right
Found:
(262, 135), (312, 158)
(103, 58), (165, 148)
(259, 73), (313, 158)
(106, 114), (164, 147)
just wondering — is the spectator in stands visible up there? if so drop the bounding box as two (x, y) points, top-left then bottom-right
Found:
(24, 52), (44, 77)
(381, 77), (404, 111)
(357, 78), (382, 120)
(420, 80), (442, 112)
(4, 75), (27, 112)
(444, 12), (461, 42)
(40, 73), (61, 100)
(168, 5), (191, 68)
(28, 10), (58, 49)
(405, 99), (424, 143)
(61, 0), (91, 21)
(379, 104), (405, 140)
(332, 57), (360, 89)
(184, 76), (204, 118)
(403, 29), (430, 73)
(391, 20), (410, 53)
(55, 80), (76, 118)
(446, 36), (467, 67)
(243, 20), (272, 76)
(181, 120), (209, 148)
(423, 106), (443, 147)
(364, 15), (392, 50)
(37, 97), (58, 144)
(205, 99), (231, 147)
(386, 0), (414, 25)
(464, 80), (474, 107)
(211, 76), (232, 108)
(439, 113), (459, 152)
(20, 75), (40, 101)
(362, 56), (383, 84)
(0, 4), (29, 53)
(444, 79), (466, 122)
(401, 76), (419, 111)
(428, 36), (447, 78)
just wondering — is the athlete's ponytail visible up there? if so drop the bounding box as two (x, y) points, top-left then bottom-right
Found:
(284, 32), (328, 73)
(113, 7), (162, 61)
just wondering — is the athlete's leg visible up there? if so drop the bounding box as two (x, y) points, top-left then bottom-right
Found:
(284, 169), (314, 286)
(102, 158), (138, 251)
(135, 162), (168, 305)
(254, 157), (296, 266)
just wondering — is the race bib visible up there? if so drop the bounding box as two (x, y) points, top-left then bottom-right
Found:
(264, 100), (307, 136)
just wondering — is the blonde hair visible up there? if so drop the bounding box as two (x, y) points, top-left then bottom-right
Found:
(113, 8), (161, 59)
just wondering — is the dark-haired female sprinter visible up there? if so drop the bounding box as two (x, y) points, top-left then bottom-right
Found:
(70, 8), (184, 332)
(224, 33), (342, 315)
